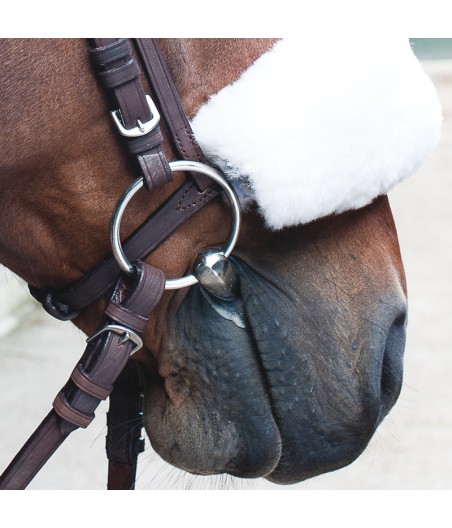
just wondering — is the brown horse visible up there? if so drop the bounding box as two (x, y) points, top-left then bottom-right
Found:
(0, 38), (408, 484)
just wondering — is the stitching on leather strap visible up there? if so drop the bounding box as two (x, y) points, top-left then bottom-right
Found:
(176, 186), (215, 211)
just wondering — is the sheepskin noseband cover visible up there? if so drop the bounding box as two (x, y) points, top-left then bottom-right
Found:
(191, 38), (442, 229)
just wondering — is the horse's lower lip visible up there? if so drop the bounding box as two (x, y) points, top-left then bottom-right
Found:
(141, 278), (283, 478)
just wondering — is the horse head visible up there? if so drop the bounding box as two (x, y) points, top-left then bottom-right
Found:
(0, 38), (441, 485)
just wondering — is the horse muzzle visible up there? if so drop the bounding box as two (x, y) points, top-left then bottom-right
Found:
(141, 239), (407, 483)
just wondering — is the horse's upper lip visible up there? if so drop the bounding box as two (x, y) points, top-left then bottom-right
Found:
(232, 256), (405, 483)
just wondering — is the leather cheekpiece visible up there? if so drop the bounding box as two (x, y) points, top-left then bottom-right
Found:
(90, 38), (172, 192)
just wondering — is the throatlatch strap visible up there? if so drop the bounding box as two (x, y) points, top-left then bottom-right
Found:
(0, 261), (165, 490)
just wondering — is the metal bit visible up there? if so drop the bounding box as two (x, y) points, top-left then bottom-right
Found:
(193, 250), (239, 301)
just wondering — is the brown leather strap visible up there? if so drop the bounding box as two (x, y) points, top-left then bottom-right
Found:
(134, 39), (211, 191)
(0, 411), (70, 491)
(0, 261), (165, 490)
(89, 38), (172, 191)
(29, 180), (219, 318)
(106, 361), (144, 490)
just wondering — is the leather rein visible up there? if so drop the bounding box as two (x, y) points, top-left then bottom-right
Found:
(0, 38), (241, 490)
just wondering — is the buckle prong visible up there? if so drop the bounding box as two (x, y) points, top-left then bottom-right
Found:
(111, 95), (160, 138)
(136, 120), (145, 134)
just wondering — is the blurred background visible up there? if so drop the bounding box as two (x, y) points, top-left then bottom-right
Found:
(0, 39), (451, 490)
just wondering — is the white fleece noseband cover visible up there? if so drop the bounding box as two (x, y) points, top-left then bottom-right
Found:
(191, 38), (442, 229)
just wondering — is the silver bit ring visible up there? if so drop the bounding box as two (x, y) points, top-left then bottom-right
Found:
(110, 160), (242, 290)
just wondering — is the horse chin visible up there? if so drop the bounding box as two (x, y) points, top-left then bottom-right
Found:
(141, 246), (406, 484)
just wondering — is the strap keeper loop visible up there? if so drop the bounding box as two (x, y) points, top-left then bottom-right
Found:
(90, 38), (132, 66)
(28, 286), (79, 321)
(53, 392), (94, 429)
(70, 364), (113, 400)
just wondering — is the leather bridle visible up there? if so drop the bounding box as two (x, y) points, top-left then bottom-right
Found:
(0, 38), (242, 490)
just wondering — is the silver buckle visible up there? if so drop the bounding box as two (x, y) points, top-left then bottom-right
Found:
(86, 323), (143, 355)
(111, 94), (160, 138)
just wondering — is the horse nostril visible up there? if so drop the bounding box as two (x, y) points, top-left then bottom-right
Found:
(380, 312), (407, 411)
